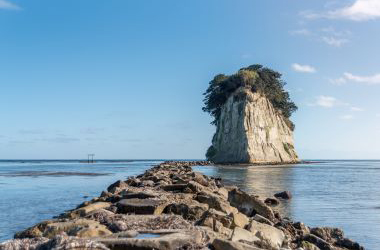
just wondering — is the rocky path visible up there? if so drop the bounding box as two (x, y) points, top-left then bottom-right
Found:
(0, 161), (364, 250)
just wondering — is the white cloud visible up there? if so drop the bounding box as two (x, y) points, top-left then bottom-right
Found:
(340, 114), (354, 120)
(302, 0), (380, 21)
(343, 72), (380, 85)
(292, 63), (316, 73)
(313, 96), (339, 108)
(322, 36), (348, 47)
(0, 0), (20, 10)
(350, 107), (364, 112)
(329, 0), (380, 21)
(309, 95), (349, 108)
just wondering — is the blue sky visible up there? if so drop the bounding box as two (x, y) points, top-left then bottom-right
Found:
(0, 0), (379, 159)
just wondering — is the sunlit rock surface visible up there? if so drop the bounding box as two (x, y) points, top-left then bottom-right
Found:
(209, 87), (299, 164)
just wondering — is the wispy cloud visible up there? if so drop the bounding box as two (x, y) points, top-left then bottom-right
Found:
(340, 114), (354, 120)
(0, 0), (20, 10)
(350, 106), (364, 112)
(343, 72), (380, 85)
(330, 72), (380, 86)
(289, 29), (312, 36)
(310, 95), (348, 108)
(329, 77), (347, 86)
(322, 36), (348, 47)
(302, 0), (380, 21)
(290, 26), (350, 48)
(292, 63), (316, 73)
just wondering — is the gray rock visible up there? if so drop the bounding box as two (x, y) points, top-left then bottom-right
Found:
(212, 238), (264, 250)
(96, 231), (203, 250)
(274, 191), (292, 200)
(252, 214), (274, 226)
(228, 188), (275, 221)
(230, 227), (260, 244)
(117, 199), (167, 215)
(247, 220), (285, 250)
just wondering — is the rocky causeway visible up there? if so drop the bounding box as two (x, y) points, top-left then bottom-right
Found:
(0, 161), (365, 250)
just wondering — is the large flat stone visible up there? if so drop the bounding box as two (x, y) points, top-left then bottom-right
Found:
(44, 219), (112, 238)
(117, 198), (167, 215)
(69, 202), (111, 218)
(96, 231), (203, 250)
(212, 238), (264, 250)
(230, 227), (260, 244)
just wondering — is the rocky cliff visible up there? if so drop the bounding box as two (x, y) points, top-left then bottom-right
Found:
(207, 87), (299, 164)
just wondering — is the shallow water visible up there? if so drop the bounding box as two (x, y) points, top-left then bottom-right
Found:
(194, 160), (380, 250)
(0, 160), (379, 250)
(0, 160), (160, 241)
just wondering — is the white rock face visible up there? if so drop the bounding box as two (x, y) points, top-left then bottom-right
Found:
(209, 87), (299, 164)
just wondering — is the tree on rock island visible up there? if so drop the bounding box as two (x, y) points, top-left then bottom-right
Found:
(203, 65), (299, 164)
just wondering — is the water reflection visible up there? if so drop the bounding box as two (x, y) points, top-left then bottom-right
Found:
(195, 164), (296, 218)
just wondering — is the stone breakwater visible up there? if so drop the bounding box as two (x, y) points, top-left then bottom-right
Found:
(0, 161), (364, 250)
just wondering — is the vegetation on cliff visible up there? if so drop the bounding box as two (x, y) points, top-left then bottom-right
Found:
(202, 64), (297, 131)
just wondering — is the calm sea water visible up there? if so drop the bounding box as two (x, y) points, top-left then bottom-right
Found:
(0, 160), (379, 250)
(195, 160), (380, 250)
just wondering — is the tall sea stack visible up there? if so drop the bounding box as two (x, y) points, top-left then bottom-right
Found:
(203, 65), (299, 164)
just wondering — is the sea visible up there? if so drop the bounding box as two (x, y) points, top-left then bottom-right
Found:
(0, 160), (379, 249)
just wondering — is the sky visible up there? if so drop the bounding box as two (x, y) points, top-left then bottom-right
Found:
(0, 0), (379, 159)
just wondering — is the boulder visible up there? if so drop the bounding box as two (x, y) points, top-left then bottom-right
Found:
(265, 197), (280, 206)
(107, 180), (128, 193)
(43, 219), (112, 238)
(117, 198), (167, 215)
(293, 222), (310, 236)
(252, 214), (274, 226)
(228, 189), (275, 221)
(197, 192), (237, 215)
(187, 181), (205, 193)
(300, 241), (321, 250)
(163, 202), (208, 221)
(96, 231), (203, 250)
(232, 213), (249, 229)
(212, 238), (264, 250)
(121, 191), (158, 199)
(302, 234), (335, 250)
(14, 221), (54, 239)
(107, 215), (192, 232)
(274, 191), (292, 200)
(247, 220), (285, 250)
(0, 236), (109, 250)
(191, 172), (209, 187)
(68, 202), (111, 219)
(198, 208), (233, 229)
(216, 187), (229, 199)
(336, 238), (365, 250)
(310, 227), (343, 244)
(230, 227), (260, 244)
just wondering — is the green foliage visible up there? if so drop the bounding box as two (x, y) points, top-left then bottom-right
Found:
(202, 64), (297, 130)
